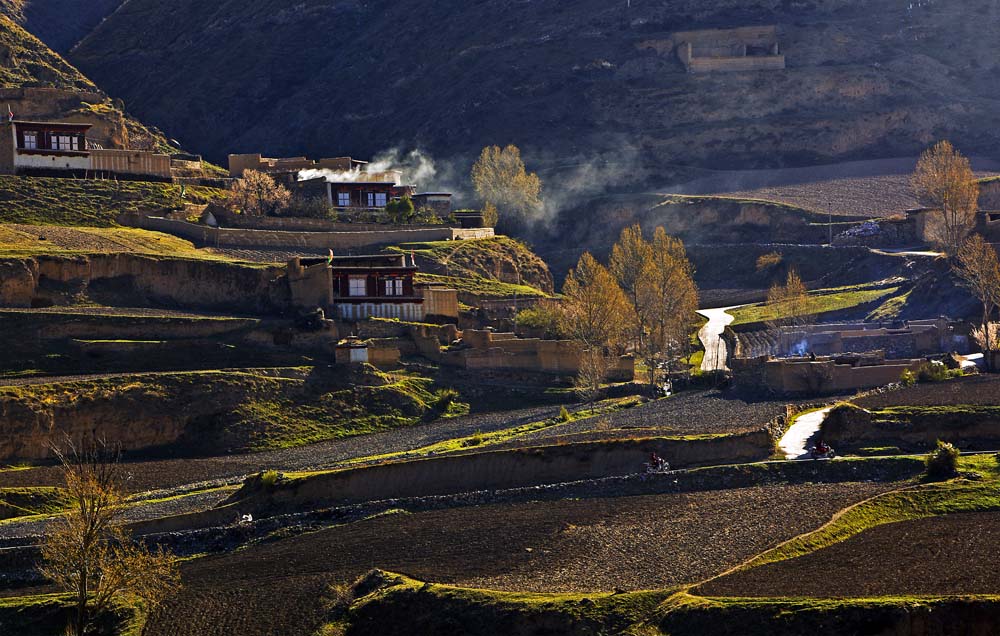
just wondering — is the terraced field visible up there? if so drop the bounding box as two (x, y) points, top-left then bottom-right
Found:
(145, 480), (899, 636)
(700, 510), (1000, 598)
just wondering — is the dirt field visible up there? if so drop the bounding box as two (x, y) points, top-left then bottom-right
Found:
(855, 376), (1000, 409)
(518, 390), (801, 443)
(700, 511), (1000, 598)
(144, 481), (896, 636)
(673, 157), (1000, 218)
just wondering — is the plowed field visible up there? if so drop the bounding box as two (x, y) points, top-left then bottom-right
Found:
(146, 481), (896, 636)
(700, 511), (1000, 598)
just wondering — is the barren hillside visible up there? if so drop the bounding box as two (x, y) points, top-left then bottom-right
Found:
(67, 0), (1000, 176)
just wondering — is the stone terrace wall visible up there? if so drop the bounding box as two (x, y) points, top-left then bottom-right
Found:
(822, 404), (1000, 451)
(131, 216), (493, 249)
(0, 254), (288, 314)
(237, 432), (773, 513)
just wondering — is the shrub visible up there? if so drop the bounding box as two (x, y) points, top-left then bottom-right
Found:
(461, 431), (484, 447)
(385, 196), (415, 224)
(755, 251), (783, 271)
(515, 302), (564, 338)
(925, 440), (960, 481)
(260, 469), (280, 488)
(916, 361), (962, 383)
(559, 405), (572, 422)
(432, 387), (459, 412)
(900, 368), (917, 387)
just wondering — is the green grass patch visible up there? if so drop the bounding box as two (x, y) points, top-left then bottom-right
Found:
(0, 486), (69, 520)
(0, 175), (225, 227)
(415, 272), (549, 299)
(867, 288), (913, 321)
(729, 282), (898, 326)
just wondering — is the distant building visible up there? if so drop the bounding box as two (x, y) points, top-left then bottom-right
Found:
(637, 26), (785, 73)
(286, 254), (458, 321)
(0, 120), (176, 180)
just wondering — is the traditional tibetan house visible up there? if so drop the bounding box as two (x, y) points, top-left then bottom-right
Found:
(0, 120), (173, 179)
(287, 254), (425, 321)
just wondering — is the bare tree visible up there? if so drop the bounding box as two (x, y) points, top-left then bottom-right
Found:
(471, 145), (542, 229)
(574, 348), (611, 412)
(766, 268), (809, 331)
(912, 141), (980, 256)
(227, 169), (292, 217)
(39, 441), (180, 636)
(955, 234), (1000, 368)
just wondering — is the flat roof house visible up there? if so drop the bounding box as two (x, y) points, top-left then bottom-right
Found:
(0, 120), (173, 179)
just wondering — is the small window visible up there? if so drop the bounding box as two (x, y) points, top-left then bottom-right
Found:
(384, 278), (403, 296)
(374, 192), (388, 207)
(337, 192), (351, 207)
(22, 131), (37, 149)
(366, 192), (375, 207)
(348, 276), (367, 297)
(51, 134), (74, 151)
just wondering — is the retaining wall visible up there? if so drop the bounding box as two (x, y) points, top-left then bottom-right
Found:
(0, 253), (287, 314)
(238, 432), (772, 512)
(130, 216), (493, 249)
(823, 404), (1000, 450)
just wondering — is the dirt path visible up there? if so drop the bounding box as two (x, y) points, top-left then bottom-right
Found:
(778, 407), (831, 459)
(696, 306), (740, 372)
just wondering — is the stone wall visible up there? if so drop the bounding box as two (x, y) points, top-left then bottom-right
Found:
(129, 215), (493, 250)
(233, 432), (773, 512)
(440, 330), (634, 380)
(734, 354), (924, 395)
(822, 403), (1000, 451)
(0, 253), (288, 314)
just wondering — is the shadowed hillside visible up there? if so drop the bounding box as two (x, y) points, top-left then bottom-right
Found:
(0, 0), (124, 53)
(67, 0), (1000, 177)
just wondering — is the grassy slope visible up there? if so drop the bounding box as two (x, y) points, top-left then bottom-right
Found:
(0, 366), (468, 454)
(0, 224), (216, 258)
(713, 455), (1000, 574)
(392, 237), (554, 298)
(0, 14), (93, 89)
(0, 176), (225, 227)
(729, 281), (898, 326)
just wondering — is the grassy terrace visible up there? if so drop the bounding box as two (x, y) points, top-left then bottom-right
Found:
(729, 281), (899, 326)
(415, 272), (550, 299)
(0, 224), (218, 259)
(0, 175), (225, 227)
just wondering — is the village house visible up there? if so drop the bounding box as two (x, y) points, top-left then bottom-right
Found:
(0, 119), (185, 180)
(229, 152), (453, 216)
(286, 254), (458, 322)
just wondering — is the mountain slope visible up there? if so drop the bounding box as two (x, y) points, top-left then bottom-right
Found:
(67, 0), (1000, 178)
(0, 14), (174, 152)
(3, 0), (125, 53)
(0, 12), (93, 89)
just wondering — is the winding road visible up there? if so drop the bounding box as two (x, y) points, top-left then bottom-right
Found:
(778, 407), (832, 459)
(696, 306), (743, 372)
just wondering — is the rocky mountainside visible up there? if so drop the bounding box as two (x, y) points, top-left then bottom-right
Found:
(64, 0), (1000, 179)
(0, 0), (124, 53)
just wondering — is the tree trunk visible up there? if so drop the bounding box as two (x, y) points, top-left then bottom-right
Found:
(75, 568), (88, 636)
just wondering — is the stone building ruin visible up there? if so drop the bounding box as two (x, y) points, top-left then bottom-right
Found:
(672, 26), (785, 73)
